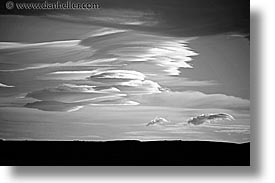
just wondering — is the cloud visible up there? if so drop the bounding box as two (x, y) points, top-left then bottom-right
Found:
(146, 117), (171, 126)
(158, 78), (218, 87)
(0, 40), (81, 49)
(79, 29), (198, 76)
(87, 69), (165, 95)
(1, 21), (198, 77)
(0, 82), (14, 87)
(133, 91), (250, 110)
(24, 83), (141, 112)
(26, 84), (122, 103)
(187, 113), (235, 125)
(90, 70), (146, 80)
(46, 8), (158, 27)
(24, 100), (83, 112)
(86, 27), (128, 37)
(148, 76), (218, 91)
(0, 40), (95, 73)
(215, 129), (250, 134)
(118, 80), (164, 94)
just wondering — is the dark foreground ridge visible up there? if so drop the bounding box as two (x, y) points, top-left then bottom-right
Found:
(0, 140), (250, 165)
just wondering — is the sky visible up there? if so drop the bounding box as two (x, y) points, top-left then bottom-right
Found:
(0, 0), (250, 143)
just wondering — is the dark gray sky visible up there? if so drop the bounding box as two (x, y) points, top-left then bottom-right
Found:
(0, 0), (250, 37)
(181, 35), (250, 99)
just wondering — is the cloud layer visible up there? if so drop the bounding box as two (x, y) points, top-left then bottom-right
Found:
(133, 91), (250, 110)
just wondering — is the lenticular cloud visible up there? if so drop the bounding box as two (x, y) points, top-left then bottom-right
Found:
(187, 113), (235, 125)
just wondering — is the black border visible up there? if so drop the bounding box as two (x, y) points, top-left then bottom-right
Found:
(0, 140), (250, 165)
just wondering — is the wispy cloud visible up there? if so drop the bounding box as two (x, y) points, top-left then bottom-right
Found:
(133, 91), (249, 110)
(46, 8), (158, 27)
(0, 82), (14, 87)
(0, 40), (81, 49)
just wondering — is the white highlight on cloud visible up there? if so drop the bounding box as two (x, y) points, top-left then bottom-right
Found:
(74, 94), (127, 103)
(99, 87), (121, 92)
(67, 106), (84, 112)
(41, 69), (104, 80)
(36, 84), (121, 95)
(124, 101), (140, 105)
(121, 21), (146, 25)
(119, 79), (164, 94)
(87, 27), (128, 37)
(89, 100), (140, 106)
(0, 82), (14, 87)
(148, 44), (197, 75)
(90, 70), (146, 80)
(0, 40), (81, 49)
(86, 69), (165, 95)
(50, 71), (97, 74)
